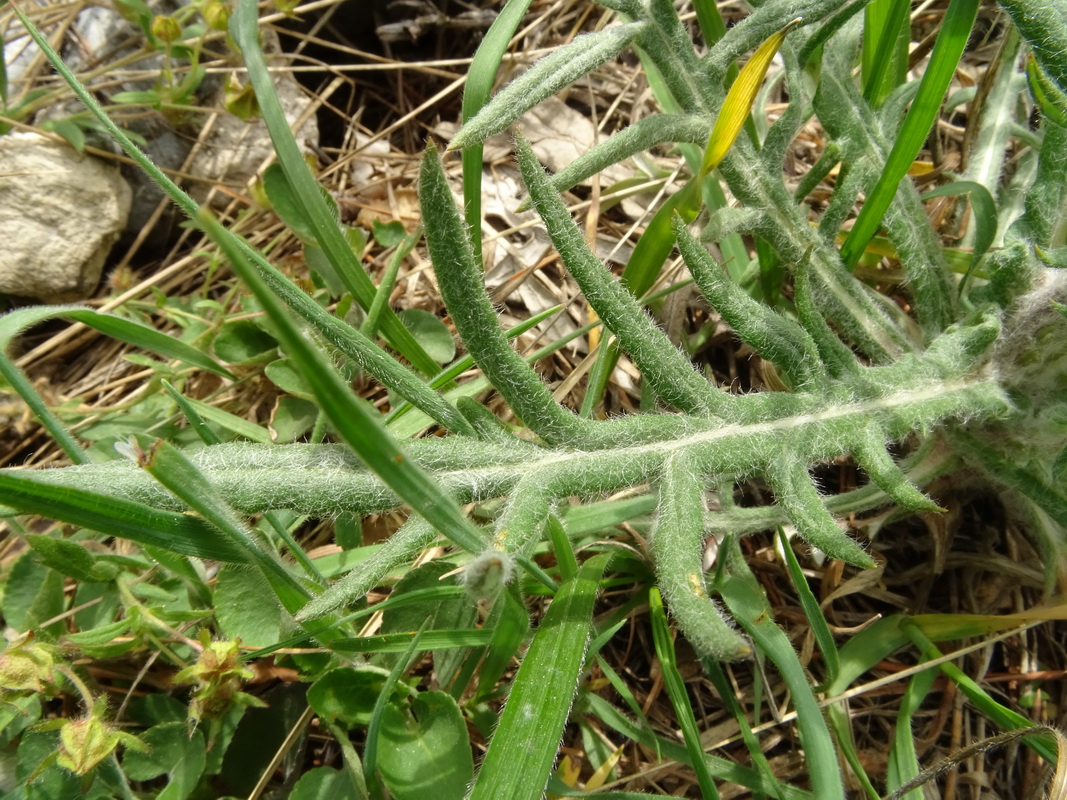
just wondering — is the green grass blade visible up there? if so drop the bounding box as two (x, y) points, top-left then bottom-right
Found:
(0, 471), (249, 562)
(862, 0), (910, 107)
(0, 351), (88, 465)
(468, 552), (611, 800)
(775, 527), (840, 681)
(920, 180), (998, 296)
(720, 569), (846, 800)
(547, 515), (579, 583)
(160, 379), (222, 445)
(0, 304), (236, 465)
(840, 0), (980, 269)
(901, 621), (1059, 763)
(362, 225), (421, 340)
(198, 212), (487, 557)
(229, 0), (439, 376)
(884, 665), (938, 799)
(143, 440), (313, 615)
(701, 657), (781, 791)
(594, 655), (657, 745)
(692, 0), (727, 48)
(461, 0), (534, 263)
(648, 587), (721, 799)
(329, 629), (494, 654)
(475, 585), (529, 702)
(164, 374), (332, 585)
(169, 393), (273, 443)
(184, 404), (322, 586)
(584, 693), (813, 799)
(0, 305), (233, 379)
(551, 791), (691, 799)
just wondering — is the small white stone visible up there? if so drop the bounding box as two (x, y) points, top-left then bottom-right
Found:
(0, 132), (131, 301)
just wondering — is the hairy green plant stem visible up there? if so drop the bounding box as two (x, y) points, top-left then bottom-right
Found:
(652, 453), (751, 660)
(420, 146), (723, 449)
(516, 135), (728, 417)
(15, 357), (1010, 531)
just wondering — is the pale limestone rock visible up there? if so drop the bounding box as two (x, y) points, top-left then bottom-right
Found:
(0, 132), (132, 301)
(188, 55), (319, 208)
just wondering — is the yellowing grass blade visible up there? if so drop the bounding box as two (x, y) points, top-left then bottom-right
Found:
(699, 18), (801, 179)
(913, 599), (1067, 639)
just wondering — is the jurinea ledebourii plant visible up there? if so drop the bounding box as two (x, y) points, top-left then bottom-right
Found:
(3, 0), (1066, 669)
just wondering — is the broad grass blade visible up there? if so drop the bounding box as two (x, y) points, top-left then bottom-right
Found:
(649, 587), (721, 798)
(721, 568), (846, 800)
(468, 552), (611, 800)
(0, 471), (249, 562)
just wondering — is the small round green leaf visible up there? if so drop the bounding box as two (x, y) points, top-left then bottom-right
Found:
(213, 320), (278, 364)
(307, 666), (397, 729)
(214, 564), (284, 648)
(378, 691), (473, 800)
(265, 358), (315, 400)
(397, 309), (456, 365)
(290, 766), (360, 800)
